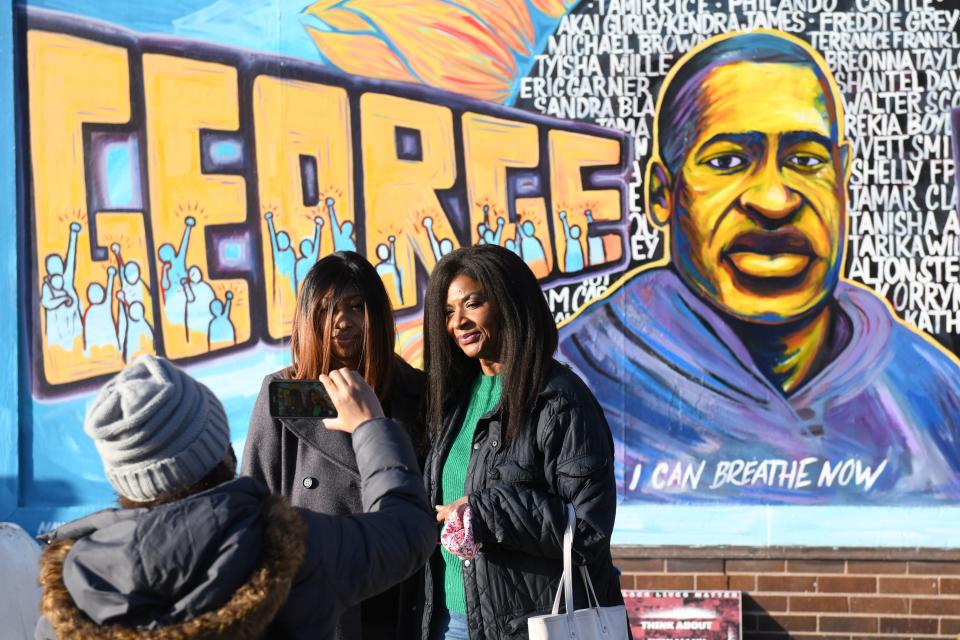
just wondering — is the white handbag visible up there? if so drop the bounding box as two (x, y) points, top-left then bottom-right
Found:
(527, 504), (630, 639)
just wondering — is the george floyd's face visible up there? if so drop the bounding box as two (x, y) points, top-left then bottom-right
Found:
(655, 62), (849, 323)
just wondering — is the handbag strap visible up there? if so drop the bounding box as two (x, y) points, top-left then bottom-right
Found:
(578, 566), (601, 609)
(550, 503), (578, 615)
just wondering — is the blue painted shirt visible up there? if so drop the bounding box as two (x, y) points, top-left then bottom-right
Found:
(558, 267), (960, 504)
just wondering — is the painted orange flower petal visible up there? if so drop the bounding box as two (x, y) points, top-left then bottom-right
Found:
(305, 28), (418, 83)
(303, 0), (530, 102)
(340, 0), (517, 101)
(308, 6), (373, 32)
(531, 0), (574, 18)
(463, 0), (534, 55)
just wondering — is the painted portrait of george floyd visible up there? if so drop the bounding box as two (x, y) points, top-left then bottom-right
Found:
(558, 30), (960, 505)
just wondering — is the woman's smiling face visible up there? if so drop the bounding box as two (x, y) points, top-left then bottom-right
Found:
(445, 274), (500, 366)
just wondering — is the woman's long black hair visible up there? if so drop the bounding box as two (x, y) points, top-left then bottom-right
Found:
(423, 244), (558, 442)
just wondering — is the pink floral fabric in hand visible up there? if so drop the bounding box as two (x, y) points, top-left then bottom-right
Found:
(441, 502), (480, 560)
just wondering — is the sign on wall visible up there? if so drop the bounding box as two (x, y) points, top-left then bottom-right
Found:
(624, 590), (742, 640)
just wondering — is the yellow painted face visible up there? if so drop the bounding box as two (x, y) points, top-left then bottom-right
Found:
(671, 62), (848, 323)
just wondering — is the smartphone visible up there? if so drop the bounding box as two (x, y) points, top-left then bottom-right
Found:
(268, 379), (337, 419)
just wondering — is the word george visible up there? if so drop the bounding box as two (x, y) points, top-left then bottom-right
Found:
(25, 13), (630, 389)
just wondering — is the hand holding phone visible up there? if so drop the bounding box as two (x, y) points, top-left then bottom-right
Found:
(318, 368), (385, 434)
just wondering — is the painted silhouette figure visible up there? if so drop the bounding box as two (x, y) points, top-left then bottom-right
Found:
(326, 197), (356, 251)
(41, 222), (83, 350)
(111, 243), (148, 308)
(505, 225), (522, 257)
(481, 217), (506, 246)
(490, 216), (506, 245)
(519, 220), (547, 272)
(296, 216), (324, 294)
(477, 205), (492, 245)
(476, 222), (489, 245)
(375, 235), (403, 304)
(157, 216), (195, 297)
(208, 290), (236, 351)
(116, 289), (127, 358)
(583, 209), (606, 266)
(264, 211), (296, 298)
(424, 216), (442, 258)
(83, 266), (119, 353)
(423, 216), (454, 261)
(171, 277), (191, 341)
(116, 290), (154, 362)
(41, 269), (76, 348)
(559, 210), (585, 272)
(185, 266), (216, 340)
(476, 205), (505, 246)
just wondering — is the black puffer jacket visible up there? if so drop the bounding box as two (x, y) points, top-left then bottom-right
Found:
(419, 361), (622, 639)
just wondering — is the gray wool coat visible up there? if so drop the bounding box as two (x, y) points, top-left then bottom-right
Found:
(241, 356), (426, 639)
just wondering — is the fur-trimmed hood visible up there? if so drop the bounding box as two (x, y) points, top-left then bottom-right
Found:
(36, 477), (305, 639)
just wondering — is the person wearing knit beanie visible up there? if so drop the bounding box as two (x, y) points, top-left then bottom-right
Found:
(83, 354), (231, 502)
(36, 365), (435, 640)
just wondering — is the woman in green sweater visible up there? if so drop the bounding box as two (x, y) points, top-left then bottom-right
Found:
(419, 245), (622, 640)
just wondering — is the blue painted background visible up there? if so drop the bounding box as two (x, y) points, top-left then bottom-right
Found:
(1, 0), (19, 526)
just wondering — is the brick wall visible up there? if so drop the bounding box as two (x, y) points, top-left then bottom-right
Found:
(613, 547), (960, 639)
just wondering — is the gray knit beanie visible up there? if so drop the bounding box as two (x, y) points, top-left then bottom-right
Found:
(84, 354), (231, 502)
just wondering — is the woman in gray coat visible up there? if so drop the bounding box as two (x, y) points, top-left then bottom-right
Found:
(242, 251), (426, 640)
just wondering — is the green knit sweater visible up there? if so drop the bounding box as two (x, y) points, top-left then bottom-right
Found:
(438, 373), (502, 614)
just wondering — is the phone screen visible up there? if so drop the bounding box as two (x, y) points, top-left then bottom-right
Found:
(268, 380), (337, 419)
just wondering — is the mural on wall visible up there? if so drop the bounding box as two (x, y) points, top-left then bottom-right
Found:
(15, 1), (629, 528)
(11, 0), (960, 533)
(559, 30), (960, 505)
(24, 9), (629, 390)
(515, 0), (960, 506)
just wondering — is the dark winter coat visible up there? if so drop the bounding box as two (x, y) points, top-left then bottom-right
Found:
(36, 418), (435, 640)
(241, 355), (426, 639)
(420, 361), (623, 639)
